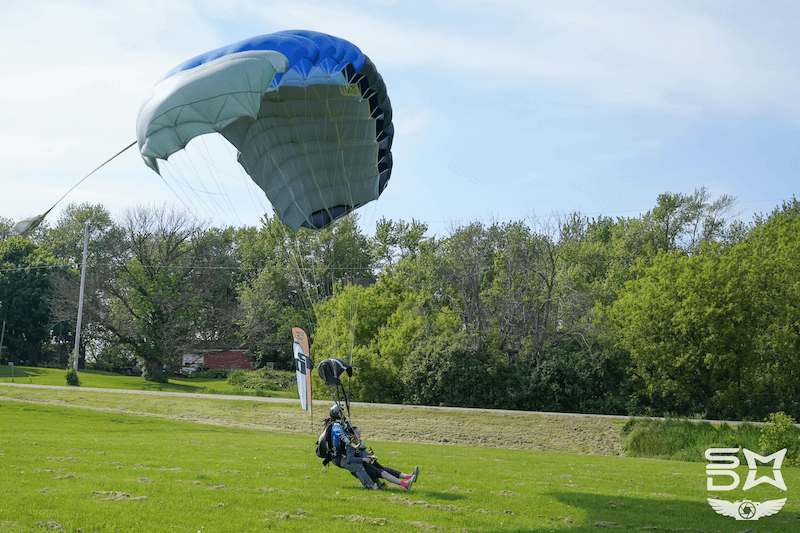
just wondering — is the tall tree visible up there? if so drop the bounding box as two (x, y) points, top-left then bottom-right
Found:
(0, 216), (13, 241)
(0, 238), (57, 365)
(191, 227), (246, 348)
(57, 205), (225, 380)
(643, 188), (739, 254)
(434, 222), (497, 353)
(45, 203), (122, 367)
(372, 217), (429, 270)
(236, 213), (375, 368)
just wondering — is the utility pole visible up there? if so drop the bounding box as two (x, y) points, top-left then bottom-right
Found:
(0, 319), (6, 361)
(72, 221), (89, 373)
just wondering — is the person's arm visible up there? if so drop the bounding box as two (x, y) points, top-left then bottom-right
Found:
(343, 444), (373, 465)
(343, 443), (360, 465)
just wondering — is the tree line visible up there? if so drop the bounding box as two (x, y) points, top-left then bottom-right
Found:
(1, 188), (797, 420)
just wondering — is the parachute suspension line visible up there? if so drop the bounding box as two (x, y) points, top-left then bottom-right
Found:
(327, 383), (350, 426)
(274, 164), (318, 338)
(348, 291), (358, 366)
(305, 83), (338, 231)
(345, 69), (371, 368)
(51, 140), (137, 213)
(159, 143), (226, 223)
(249, 105), (318, 325)
(278, 217), (316, 328)
(181, 136), (243, 226)
(170, 141), (227, 223)
(284, 87), (331, 304)
(153, 170), (197, 215)
(331, 88), (355, 232)
(196, 135), (244, 227)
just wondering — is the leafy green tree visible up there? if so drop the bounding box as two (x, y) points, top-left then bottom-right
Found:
(236, 213), (375, 368)
(372, 217), (429, 269)
(740, 198), (800, 416)
(434, 222), (499, 353)
(38, 203), (119, 266)
(311, 283), (402, 401)
(609, 247), (754, 417)
(0, 216), (13, 241)
(0, 238), (57, 365)
(66, 205), (217, 381)
(191, 227), (247, 349)
(44, 203), (122, 368)
(608, 213), (800, 420)
(401, 331), (513, 408)
(237, 265), (311, 369)
(643, 188), (739, 254)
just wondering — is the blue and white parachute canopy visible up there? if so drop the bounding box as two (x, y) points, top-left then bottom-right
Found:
(136, 30), (393, 232)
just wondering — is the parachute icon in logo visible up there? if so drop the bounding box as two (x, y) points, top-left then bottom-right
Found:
(706, 498), (786, 520)
(705, 447), (788, 521)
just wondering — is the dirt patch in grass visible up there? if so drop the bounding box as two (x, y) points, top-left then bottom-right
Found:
(0, 388), (625, 455)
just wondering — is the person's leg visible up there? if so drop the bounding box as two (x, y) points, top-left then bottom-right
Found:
(376, 469), (413, 489)
(362, 462), (382, 480)
(372, 460), (412, 480)
(342, 462), (377, 489)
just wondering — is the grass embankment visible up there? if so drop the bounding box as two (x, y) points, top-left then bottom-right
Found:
(623, 415), (800, 465)
(0, 384), (625, 455)
(0, 365), (296, 398)
(2, 400), (798, 532)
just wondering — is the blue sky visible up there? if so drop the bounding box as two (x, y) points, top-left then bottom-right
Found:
(1, 1), (798, 237)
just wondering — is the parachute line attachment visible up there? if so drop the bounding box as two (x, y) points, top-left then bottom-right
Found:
(13, 141), (137, 237)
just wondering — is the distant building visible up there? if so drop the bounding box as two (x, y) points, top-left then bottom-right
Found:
(181, 350), (252, 374)
(204, 350), (252, 370)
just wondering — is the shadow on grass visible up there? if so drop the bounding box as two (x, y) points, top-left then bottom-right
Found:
(432, 491), (469, 502)
(548, 490), (796, 532)
(0, 366), (49, 378)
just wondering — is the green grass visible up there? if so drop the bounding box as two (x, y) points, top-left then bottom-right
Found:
(0, 366), (296, 398)
(1, 400), (798, 532)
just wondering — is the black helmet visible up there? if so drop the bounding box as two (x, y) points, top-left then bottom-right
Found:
(330, 404), (343, 420)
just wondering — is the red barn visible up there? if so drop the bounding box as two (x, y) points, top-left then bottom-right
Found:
(203, 350), (252, 370)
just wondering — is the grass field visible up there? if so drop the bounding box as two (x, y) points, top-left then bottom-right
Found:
(0, 365), (295, 398)
(1, 369), (798, 532)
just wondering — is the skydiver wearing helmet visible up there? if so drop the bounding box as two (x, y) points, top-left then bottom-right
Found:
(326, 404), (418, 490)
(326, 404), (376, 489)
(329, 404), (354, 462)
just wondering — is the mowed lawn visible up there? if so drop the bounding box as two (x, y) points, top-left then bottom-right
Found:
(1, 396), (798, 532)
(0, 366), (294, 397)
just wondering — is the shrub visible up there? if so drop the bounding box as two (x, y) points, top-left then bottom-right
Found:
(86, 361), (114, 372)
(64, 369), (81, 387)
(226, 368), (293, 391)
(189, 368), (230, 379)
(759, 411), (800, 466)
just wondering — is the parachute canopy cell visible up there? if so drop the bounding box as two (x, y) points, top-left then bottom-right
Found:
(136, 29), (393, 232)
(317, 357), (352, 386)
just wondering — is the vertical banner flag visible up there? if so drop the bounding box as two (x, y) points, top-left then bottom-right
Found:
(292, 327), (313, 413)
